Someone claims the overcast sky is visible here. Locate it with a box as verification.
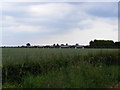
[2,2,118,46]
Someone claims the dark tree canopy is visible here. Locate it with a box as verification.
[26,43,31,47]
[89,40,115,48]
[66,43,68,46]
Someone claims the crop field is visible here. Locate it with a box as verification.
[2,48,120,88]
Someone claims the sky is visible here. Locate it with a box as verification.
[1,1,118,46]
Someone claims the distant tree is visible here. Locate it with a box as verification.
[61,44,64,46]
[115,42,120,48]
[56,44,59,46]
[75,43,79,46]
[90,40,94,47]
[115,42,120,46]
[66,43,68,46]
[53,44,56,47]
[89,39,115,48]
[26,43,31,47]
[56,43,60,48]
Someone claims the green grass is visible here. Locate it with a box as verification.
[2,48,120,88]
[22,65,119,88]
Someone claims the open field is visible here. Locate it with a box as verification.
[2,48,120,88]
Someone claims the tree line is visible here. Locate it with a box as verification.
[89,39,120,48]
[2,39,120,48]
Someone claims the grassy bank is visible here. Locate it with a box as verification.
[2,48,120,88]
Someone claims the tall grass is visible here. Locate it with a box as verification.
[2,48,120,88]
[22,65,119,88]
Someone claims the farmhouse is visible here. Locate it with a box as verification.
[60,46,70,48]
[75,45,84,49]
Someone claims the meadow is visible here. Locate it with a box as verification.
[2,48,120,88]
